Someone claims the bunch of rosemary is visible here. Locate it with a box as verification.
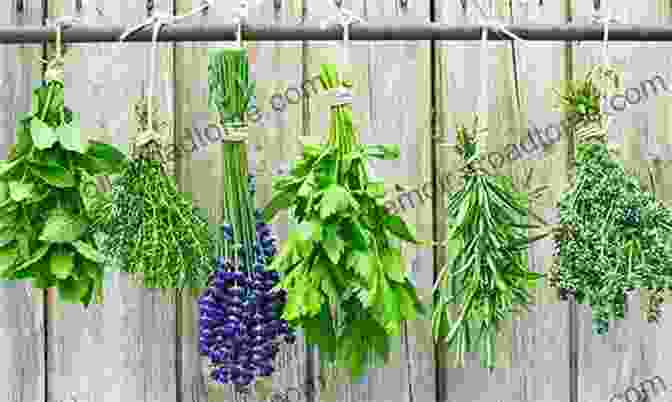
[263,64,426,378]
[90,97,216,290]
[0,75,126,305]
[550,69,672,333]
[432,117,545,370]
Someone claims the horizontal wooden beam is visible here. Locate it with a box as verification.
[0,23,670,43]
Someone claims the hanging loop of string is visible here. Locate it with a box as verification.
[43,16,81,83]
[120,2,211,160]
[233,0,249,48]
[320,6,364,107]
[579,8,623,146]
[470,0,527,160]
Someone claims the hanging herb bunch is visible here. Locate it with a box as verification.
[262,64,426,378]
[0,57,127,305]
[90,94,216,290]
[549,67,672,334]
[431,116,546,370]
[199,48,293,389]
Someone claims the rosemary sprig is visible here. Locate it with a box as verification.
[432,118,544,370]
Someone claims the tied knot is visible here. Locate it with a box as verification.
[328,87,353,107]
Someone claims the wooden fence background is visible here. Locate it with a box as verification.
[2,0,672,401]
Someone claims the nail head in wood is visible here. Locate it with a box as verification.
[273,0,281,10]
[399,0,408,9]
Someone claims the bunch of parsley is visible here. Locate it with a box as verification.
[263,64,426,378]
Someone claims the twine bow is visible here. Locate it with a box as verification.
[120,1,211,160]
[43,16,81,83]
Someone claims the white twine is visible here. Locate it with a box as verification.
[472,0,527,133]
[320,5,364,68]
[591,7,622,124]
[120,2,211,138]
[327,86,353,106]
[43,16,81,82]
[233,0,249,48]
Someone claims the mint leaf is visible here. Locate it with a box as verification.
[56,117,86,153]
[31,164,75,188]
[50,248,75,279]
[322,224,344,264]
[39,209,87,243]
[31,118,58,149]
[384,215,420,244]
[71,240,103,263]
[8,181,34,202]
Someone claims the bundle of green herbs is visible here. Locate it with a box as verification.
[262,64,426,378]
[208,48,254,127]
[550,69,672,334]
[0,71,127,305]
[431,116,545,370]
[90,97,216,290]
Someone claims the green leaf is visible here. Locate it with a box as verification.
[49,248,75,279]
[0,156,26,179]
[0,181,9,203]
[15,119,34,158]
[71,240,103,263]
[8,181,34,201]
[382,249,406,283]
[320,184,356,219]
[82,141,127,174]
[384,215,421,244]
[57,276,90,303]
[30,163,75,188]
[56,116,86,153]
[366,144,401,160]
[39,209,88,243]
[30,118,58,149]
[263,190,297,221]
[11,243,50,274]
[0,245,19,277]
[322,224,345,265]
[350,251,373,280]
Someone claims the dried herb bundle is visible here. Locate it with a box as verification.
[0,76,126,305]
[552,142,672,333]
[263,64,426,378]
[550,68,672,333]
[432,117,544,369]
[90,98,216,290]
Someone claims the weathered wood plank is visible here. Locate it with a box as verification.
[0,3,45,402]
[436,0,572,401]
[174,1,308,401]
[572,0,672,400]
[304,1,434,402]
[46,1,178,402]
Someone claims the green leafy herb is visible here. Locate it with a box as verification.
[208,48,255,127]
[0,76,127,306]
[552,142,672,333]
[432,117,545,370]
[264,63,426,378]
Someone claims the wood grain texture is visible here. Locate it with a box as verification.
[436,0,572,401]
[572,0,672,401]
[0,2,45,402]
[173,1,308,402]
[304,1,434,402]
[45,1,178,402]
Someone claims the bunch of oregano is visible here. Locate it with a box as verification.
[0,76,127,305]
[90,97,217,291]
[432,116,545,370]
[263,64,426,378]
[550,73,672,332]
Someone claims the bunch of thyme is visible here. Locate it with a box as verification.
[90,98,217,290]
[551,68,672,333]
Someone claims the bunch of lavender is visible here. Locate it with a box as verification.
[199,177,295,387]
